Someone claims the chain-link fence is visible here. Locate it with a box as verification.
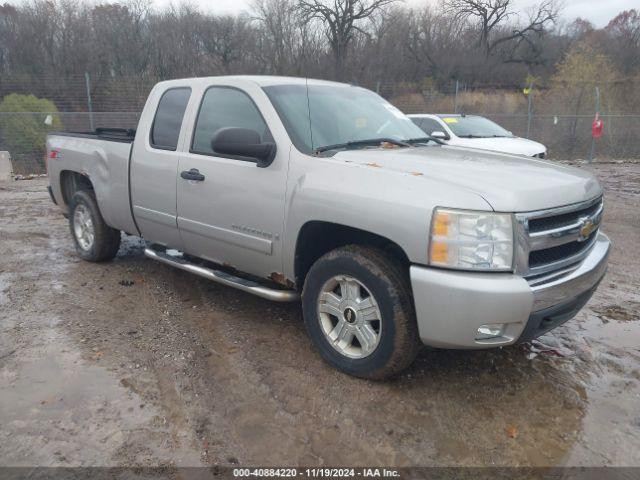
[0,111,140,175]
[1,74,638,175]
[0,73,147,175]
[483,114,640,159]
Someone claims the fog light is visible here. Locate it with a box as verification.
[476,324,505,340]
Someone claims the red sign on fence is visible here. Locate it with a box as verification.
[592,114,604,139]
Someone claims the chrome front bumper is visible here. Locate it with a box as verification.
[529,233,610,311]
[410,232,611,349]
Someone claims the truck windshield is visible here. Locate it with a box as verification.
[439,115,513,138]
[263,84,426,154]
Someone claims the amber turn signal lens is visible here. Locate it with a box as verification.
[432,211,449,236]
[430,241,448,263]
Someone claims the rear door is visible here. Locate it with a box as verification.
[130,85,192,248]
[176,84,289,279]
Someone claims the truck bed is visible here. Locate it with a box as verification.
[47,129,139,236]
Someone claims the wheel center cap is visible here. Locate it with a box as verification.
[343,307,357,324]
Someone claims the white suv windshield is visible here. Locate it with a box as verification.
[440,115,513,138]
[263,84,426,154]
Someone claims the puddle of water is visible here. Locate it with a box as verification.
[543,313,640,466]
[0,319,203,467]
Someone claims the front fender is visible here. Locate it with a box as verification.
[281,155,492,279]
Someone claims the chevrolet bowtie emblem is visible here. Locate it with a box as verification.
[578,217,597,241]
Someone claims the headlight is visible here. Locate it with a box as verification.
[428,208,513,271]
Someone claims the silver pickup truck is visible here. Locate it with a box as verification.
[46,76,610,379]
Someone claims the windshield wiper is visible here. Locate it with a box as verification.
[314,138,410,154]
[457,134,487,138]
[403,136,446,146]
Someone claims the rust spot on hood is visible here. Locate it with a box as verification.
[366,162,382,168]
[409,171,424,176]
[270,272,295,289]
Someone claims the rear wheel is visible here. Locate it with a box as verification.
[302,245,420,379]
[69,190,120,262]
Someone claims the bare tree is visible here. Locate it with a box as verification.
[91,0,152,77]
[0,4,19,73]
[605,9,640,74]
[197,14,255,74]
[251,0,312,75]
[297,0,397,79]
[406,6,468,82]
[443,0,559,57]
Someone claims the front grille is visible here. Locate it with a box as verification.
[529,231,598,268]
[528,200,602,233]
[515,196,603,278]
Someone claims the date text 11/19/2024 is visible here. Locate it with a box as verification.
[233,468,401,477]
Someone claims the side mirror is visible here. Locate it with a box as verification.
[211,127,276,168]
[431,131,449,140]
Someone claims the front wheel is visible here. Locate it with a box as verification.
[69,190,121,262]
[302,245,421,379]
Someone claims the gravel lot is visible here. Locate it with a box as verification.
[0,162,639,469]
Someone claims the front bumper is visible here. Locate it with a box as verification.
[410,232,610,349]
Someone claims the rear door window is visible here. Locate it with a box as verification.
[150,87,191,150]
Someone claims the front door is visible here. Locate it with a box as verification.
[176,86,288,280]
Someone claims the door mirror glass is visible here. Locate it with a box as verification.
[431,130,449,140]
[211,127,277,168]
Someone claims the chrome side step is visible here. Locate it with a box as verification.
[144,247,299,303]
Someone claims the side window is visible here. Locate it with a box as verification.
[410,117,424,129]
[191,87,272,156]
[417,118,445,136]
[150,87,191,150]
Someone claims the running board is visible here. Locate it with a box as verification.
[144,247,299,302]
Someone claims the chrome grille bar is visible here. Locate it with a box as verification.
[514,196,604,278]
[528,202,603,250]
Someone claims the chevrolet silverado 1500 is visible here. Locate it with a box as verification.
[46,76,610,379]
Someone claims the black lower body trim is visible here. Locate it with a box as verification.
[518,279,602,343]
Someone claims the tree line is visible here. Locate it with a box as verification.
[0,0,638,89]
[1,0,639,166]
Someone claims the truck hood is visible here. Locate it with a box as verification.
[447,136,546,157]
[335,145,601,212]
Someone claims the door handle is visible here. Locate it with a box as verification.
[180,168,205,181]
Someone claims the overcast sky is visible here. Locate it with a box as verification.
[153,0,635,28]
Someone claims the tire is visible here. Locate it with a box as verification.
[302,245,421,380]
[68,190,121,262]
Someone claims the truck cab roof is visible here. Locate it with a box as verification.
[155,75,350,89]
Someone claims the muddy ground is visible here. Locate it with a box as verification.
[0,162,639,470]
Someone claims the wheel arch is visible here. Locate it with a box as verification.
[293,221,411,291]
[60,170,94,207]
